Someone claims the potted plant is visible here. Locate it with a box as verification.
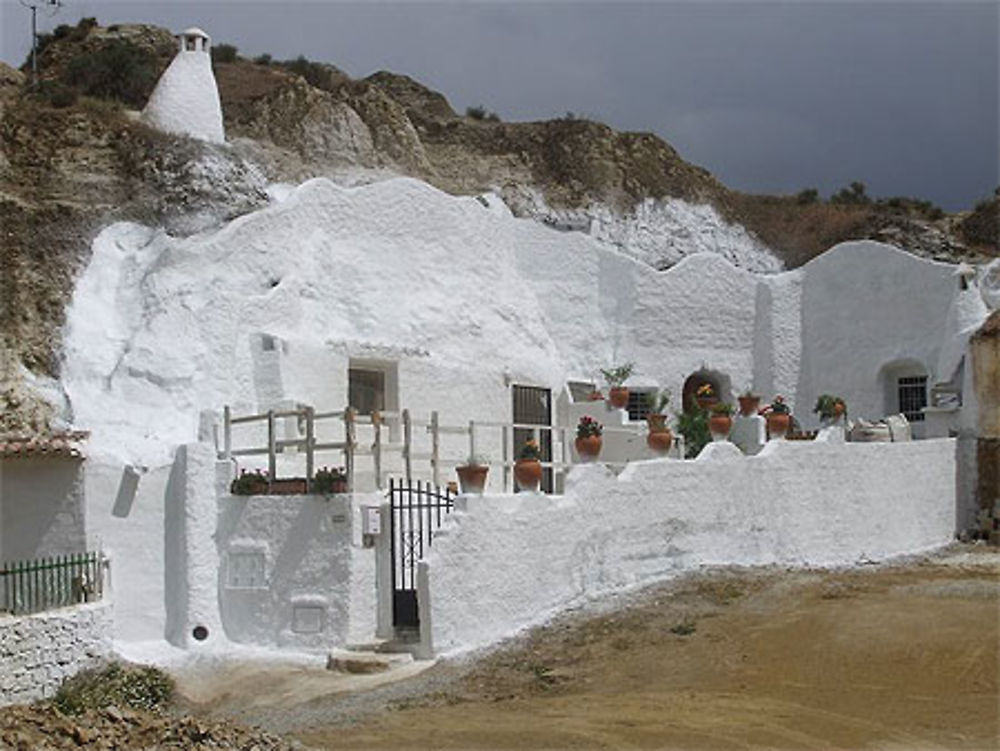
[313,466,348,494]
[737,386,761,417]
[514,439,543,491]
[762,396,791,438]
[600,362,634,410]
[708,402,734,439]
[575,416,603,462]
[814,394,847,422]
[676,408,710,458]
[643,391,673,454]
[695,382,717,410]
[231,469,268,496]
[456,455,489,494]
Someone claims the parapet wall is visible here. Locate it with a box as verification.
[421,438,957,656]
[0,601,113,707]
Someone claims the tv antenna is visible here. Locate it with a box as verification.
[20,0,63,86]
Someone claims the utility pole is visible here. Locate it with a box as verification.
[20,0,62,87]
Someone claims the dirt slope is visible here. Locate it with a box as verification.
[272,547,996,750]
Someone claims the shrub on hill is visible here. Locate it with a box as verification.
[960,194,999,250]
[62,38,159,108]
[211,43,239,64]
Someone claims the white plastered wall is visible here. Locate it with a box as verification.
[421,438,956,656]
[0,458,86,562]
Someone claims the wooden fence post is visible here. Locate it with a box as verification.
[403,408,413,483]
[267,409,277,482]
[345,407,356,493]
[373,410,383,490]
[502,424,510,493]
[223,405,232,460]
[430,410,440,487]
[305,405,315,484]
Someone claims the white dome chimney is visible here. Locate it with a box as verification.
[142,27,225,144]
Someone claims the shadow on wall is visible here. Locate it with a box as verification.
[0,458,86,561]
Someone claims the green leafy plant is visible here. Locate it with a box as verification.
[600,362,634,388]
[461,454,489,467]
[313,466,348,493]
[813,394,847,419]
[764,395,790,414]
[230,469,267,495]
[642,389,671,414]
[676,408,710,458]
[710,402,735,416]
[576,416,603,439]
[519,439,542,461]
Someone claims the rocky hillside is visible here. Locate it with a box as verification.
[0,18,996,433]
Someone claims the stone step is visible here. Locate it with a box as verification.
[326,649,413,674]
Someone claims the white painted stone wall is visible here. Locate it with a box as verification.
[420,438,956,656]
[0,601,112,707]
[215,490,377,651]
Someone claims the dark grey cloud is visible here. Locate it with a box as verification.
[1,0,996,210]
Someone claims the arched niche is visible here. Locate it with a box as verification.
[681,368,733,412]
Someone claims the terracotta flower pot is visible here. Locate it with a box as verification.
[574,435,602,462]
[738,395,761,417]
[708,414,732,439]
[608,386,629,409]
[833,401,846,418]
[514,459,543,491]
[456,464,489,494]
[647,428,673,454]
[766,412,791,438]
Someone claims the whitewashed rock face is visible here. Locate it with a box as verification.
[142,28,225,144]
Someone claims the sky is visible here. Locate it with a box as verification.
[1,0,997,211]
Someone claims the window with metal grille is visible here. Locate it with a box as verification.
[626,389,655,422]
[898,375,927,422]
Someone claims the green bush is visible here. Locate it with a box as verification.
[795,188,819,205]
[676,408,710,459]
[212,43,239,64]
[34,80,78,108]
[54,662,175,715]
[63,39,159,108]
[960,195,999,249]
[831,180,870,205]
[254,53,272,66]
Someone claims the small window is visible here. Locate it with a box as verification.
[291,605,325,634]
[567,381,597,402]
[898,376,927,422]
[349,368,386,415]
[626,389,655,422]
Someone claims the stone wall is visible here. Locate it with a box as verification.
[0,601,113,707]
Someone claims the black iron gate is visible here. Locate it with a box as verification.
[388,478,455,629]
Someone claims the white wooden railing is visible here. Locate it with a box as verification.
[220,404,653,493]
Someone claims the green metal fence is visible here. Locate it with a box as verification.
[0,552,105,616]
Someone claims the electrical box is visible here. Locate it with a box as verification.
[362,506,381,536]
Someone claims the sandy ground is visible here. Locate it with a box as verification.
[185,545,998,751]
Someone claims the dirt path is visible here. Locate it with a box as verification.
[187,545,999,750]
